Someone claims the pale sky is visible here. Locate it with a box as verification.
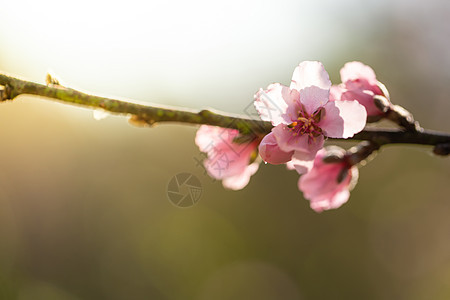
[0,0,446,114]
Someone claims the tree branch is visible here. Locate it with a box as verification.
[1,72,449,153]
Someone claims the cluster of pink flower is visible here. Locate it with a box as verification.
[196,61,386,212]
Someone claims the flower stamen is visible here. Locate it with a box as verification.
[288,110,322,139]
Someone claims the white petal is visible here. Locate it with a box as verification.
[319,100,367,138]
[290,61,331,91]
[254,84,292,125]
[93,109,109,120]
[222,162,259,190]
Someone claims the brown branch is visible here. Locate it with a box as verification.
[0,71,449,154]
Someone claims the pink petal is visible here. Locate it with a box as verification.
[341,90,383,117]
[196,125,256,179]
[340,61,378,86]
[309,189,350,213]
[290,151,316,174]
[299,86,329,115]
[258,132,294,165]
[254,83,294,125]
[222,162,259,190]
[204,137,258,180]
[329,84,344,101]
[298,161,344,199]
[196,125,243,151]
[297,147,357,212]
[285,160,296,170]
[290,61,331,92]
[272,124,324,154]
[204,151,250,180]
[318,100,367,138]
[283,91,302,123]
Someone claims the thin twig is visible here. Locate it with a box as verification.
[0,72,449,153]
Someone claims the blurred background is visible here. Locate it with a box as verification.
[0,0,449,299]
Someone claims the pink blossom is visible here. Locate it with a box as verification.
[331,61,385,117]
[195,125,260,190]
[222,162,259,190]
[297,147,359,212]
[254,61,367,163]
[258,132,294,165]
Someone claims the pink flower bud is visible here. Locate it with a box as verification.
[258,132,294,164]
[297,147,359,212]
[332,61,388,117]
